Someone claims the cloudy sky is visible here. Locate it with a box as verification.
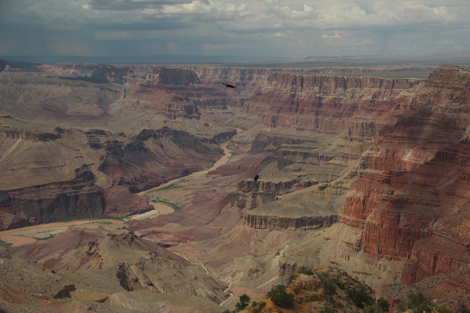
[0,0,469,60]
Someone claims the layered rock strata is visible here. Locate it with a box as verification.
[244,73,422,132]
[122,66,247,120]
[244,214,337,231]
[181,66,270,94]
[0,180,105,231]
[339,66,470,286]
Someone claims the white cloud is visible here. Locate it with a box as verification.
[322,31,341,39]
[268,32,287,38]
[436,39,454,44]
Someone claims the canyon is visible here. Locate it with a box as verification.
[0,60,469,312]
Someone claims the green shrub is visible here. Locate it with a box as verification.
[324,279,337,296]
[457,304,470,313]
[289,274,298,283]
[407,292,433,313]
[253,302,267,313]
[364,304,379,313]
[0,239,12,248]
[347,285,374,309]
[298,267,315,276]
[321,307,335,313]
[438,304,454,312]
[318,276,337,296]
[396,301,407,313]
[364,299,390,313]
[377,298,390,312]
[396,292,454,313]
[235,294,250,312]
[268,285,295,309]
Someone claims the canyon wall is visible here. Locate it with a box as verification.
[32,63,151,81]
[0,180,105,231]
[244,73,422,132]
[121,67,247,120]
[244,213,337,231]
[181,66,270,94]
[0,69,122,122]
[340,66,470,285]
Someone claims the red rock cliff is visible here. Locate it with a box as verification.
[244,73,422,132]
[340,66,470,284]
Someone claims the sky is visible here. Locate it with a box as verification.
[0,0,469,60]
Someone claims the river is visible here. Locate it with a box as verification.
[132,141,233,220]
[0,142,233,246]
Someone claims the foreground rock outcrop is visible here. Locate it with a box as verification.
[4,232,227,312]
[0,246,76,312]
[242,268,375,313]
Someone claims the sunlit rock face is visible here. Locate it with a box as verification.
[244,72,421,132]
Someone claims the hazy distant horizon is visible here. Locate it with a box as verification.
[2,51,470,69]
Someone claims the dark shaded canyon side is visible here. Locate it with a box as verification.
[244,214,337,231]
[0,180,105,230]
[339,66,470,285]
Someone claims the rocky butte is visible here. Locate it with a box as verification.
[0,61,469,312]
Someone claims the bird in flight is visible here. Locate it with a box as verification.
[254,174,260,181]
[223,83,235,89]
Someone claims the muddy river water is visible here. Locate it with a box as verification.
[133,141,232,219]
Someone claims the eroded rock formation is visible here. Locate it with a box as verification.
[339,66,470,288]
[244,214,337,231]
[245,73,421,132]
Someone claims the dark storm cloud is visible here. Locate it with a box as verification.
[85,0,191,11]
[97,19,191,31]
